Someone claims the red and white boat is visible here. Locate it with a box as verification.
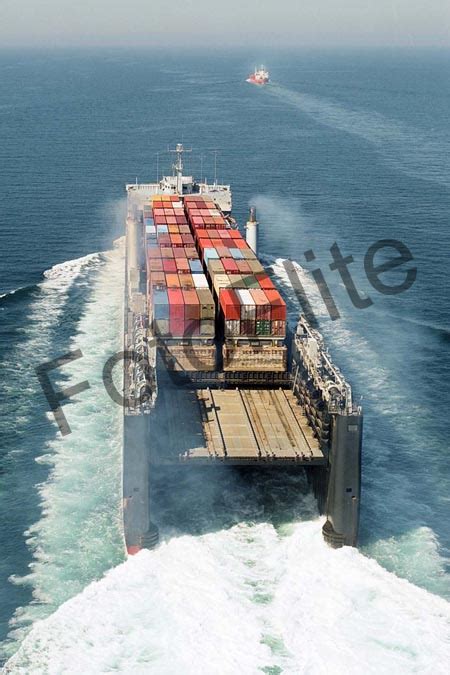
[246,66,269,86]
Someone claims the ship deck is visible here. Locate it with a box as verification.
[149,371,325,465]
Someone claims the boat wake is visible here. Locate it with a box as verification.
[5,521,450,674]
[0,249,124,661]
[266,83,450,189]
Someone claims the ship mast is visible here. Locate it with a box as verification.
[170,143,191,195]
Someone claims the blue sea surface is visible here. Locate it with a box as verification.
[1,48,449,668]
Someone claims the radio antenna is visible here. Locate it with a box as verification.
[213,149,218,185]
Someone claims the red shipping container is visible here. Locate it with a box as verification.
[153,215,167,225]
[176,216,188,224]
[196,229,210,239]
[169,318,185,336]
[163,208,174,215]
[255,273,275,290]
[250,289,271,320]
[184,318,200,337]
[174,248,187,259]
[209,230,221,240]
[168,289,185,320]
[170,234,183,247]
[158,233,171,245]
[147,248,161,259]
[176,258,190,271]
[166,216,178,224]
[220,289,241,320]
[264,290,287,320]
[163,259,177,273]
[189,209,201,216]
[229,230,242,240]
[217,229,229,239]
[191,216,204,226]
[181,234,194,245]
[153,208,165,216]
[235,239,249,249]
[152,201,163,209]
[223,258,238,273]
[182,289,200,319]
[220,238,234,249]
[204,217,215,225]
[240,320,255,336]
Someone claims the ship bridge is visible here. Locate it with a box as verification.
[126,143,232,213]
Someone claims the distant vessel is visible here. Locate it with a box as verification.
[246,66,269,85]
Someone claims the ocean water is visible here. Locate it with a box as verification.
[1,49,450,671]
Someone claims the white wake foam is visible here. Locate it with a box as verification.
[5,521,450,674]
[42,252,104,282]
[3,248,124,657]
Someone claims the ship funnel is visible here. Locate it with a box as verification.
[245,206,258,254]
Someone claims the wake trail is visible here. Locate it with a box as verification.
[1,248,124,660]
[266,82,450,188]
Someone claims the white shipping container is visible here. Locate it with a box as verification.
[236,289,256,320]
[193,273,209,289]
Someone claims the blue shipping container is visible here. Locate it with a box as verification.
[204,248,219,264]
[189,259,203,273]
[153,289,169,320]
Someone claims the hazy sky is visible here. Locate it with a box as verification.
[0,0,449,48]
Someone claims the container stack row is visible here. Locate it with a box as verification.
[143,195,216,342]
[184,197,287,339]
[183,196,287,372]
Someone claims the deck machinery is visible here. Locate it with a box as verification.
[123,145,362,554]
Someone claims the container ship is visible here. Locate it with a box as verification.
[123,144,362,554]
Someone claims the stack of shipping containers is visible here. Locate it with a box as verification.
[143,195,216,371]
[183,196,287,372]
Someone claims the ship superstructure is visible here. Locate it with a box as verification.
[246,66,270,85]
[123,144,362,555]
